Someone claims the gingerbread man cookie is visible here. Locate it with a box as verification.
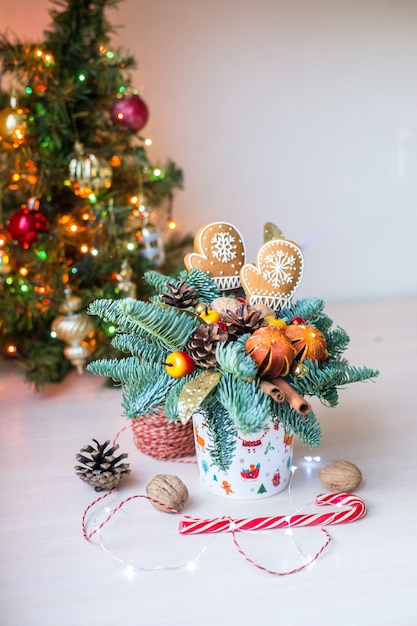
[240,238,303,310]
[184,222,246,290]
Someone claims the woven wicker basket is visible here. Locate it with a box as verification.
[131,411,195,460]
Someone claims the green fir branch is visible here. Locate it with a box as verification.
[215,335,258,382]
[121,367,176,418]
[143,270,177,296]
[289,361,379,407]
[203,402,237,471]
[280,298,326,324]
[325,327,350,359]
[86,355,141,384]
[111,333,167,362]
[217,374,272,434]
[88,298,200,351]
[273,404,322,448]
[178,268,222,302]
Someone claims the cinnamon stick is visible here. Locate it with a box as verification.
[260,380,285,403]
[261,377,311,416]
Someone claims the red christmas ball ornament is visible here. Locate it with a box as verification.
[111,93,149,132]
[8,199,49,247]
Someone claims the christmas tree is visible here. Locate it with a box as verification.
[0,0,186,389]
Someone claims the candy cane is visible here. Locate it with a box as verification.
[178,492,366,535]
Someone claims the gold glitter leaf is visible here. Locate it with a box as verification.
[177,370,221,424]
[263,222,285,243]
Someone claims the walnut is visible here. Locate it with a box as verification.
[319,460,362,493]
[248,303,275,319]
[209,297,241,314]
[146,473,189,512]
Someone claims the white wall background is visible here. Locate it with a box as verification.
[1,0,416,302]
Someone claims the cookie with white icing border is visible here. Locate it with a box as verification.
[184,222,246,290]
[240,238,303,310]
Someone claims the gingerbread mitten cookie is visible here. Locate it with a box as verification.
[240,238,303,310]
[184,222,246,290]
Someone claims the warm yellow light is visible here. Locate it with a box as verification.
[130,195,139,205]
[144,138,152,146]
[60,215,71,224]
[6,344,17,354]
[70,224,78,232]
[14,129,24,142]
[19,267,29,277]
[11,173,20,182]
[110,155,121,167]
[168,220,177,230]
[80,244,89,253]
[35,49,43,58]
[0,237,6,247]
[82,212,90,221]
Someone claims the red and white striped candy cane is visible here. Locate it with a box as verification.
[178,492,366,535]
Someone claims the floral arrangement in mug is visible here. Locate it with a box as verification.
[86,222,379,470]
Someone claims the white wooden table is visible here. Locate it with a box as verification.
[1,297,416,626]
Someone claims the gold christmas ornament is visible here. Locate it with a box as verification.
[146,474,189,512]
[319,460,362,493]
[0,247,11,283]
[51,287,95,373]
[0,97,27,146]
[68,141,112,197]
[137,221,165,267]
[115,260,136,298]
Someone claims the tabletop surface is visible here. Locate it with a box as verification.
[1,296,416,626]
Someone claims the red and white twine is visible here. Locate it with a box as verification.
[81,490,366,576]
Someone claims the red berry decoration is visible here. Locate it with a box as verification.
[290,316,305,325]
[216,321,228,332]
[8,200,49,248]
[111,94,149,132]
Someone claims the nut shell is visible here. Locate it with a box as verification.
[319,460,362,493]
[210,297,241,315]
[146,473,189,512]
[248,303,275,319]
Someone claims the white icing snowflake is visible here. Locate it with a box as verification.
[211,232,237,263]
[263,250,296,287]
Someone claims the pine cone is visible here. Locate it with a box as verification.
[185,323,228,367]
[75,439,131,491]
[222,302,266,341]
[160,280,198,309]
